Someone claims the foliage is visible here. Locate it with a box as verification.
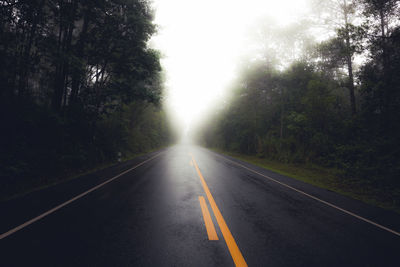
[0,0,173,198]
[196,1,400,190]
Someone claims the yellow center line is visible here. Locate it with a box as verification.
[192,156,248,267]
[199,196,219,240]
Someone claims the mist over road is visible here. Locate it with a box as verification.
[1,145,399,266]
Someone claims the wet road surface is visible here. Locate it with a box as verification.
[1,144,400,266]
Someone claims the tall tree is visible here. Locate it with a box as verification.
[313,0,364,115]
[360,0,400,111]
[0,0,170,197]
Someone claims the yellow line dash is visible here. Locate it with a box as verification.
[192,157,248,267]
[199,196,219,240]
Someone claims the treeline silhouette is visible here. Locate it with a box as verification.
[0,0,171,198]
[198,1,400,194]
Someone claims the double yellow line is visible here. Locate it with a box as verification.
[191,155,248,267]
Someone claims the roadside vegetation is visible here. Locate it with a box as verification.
[196,0,400,211]
[0,0,173,200]
[213,148,400,213]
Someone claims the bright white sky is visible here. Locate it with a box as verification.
[150,0,310,132]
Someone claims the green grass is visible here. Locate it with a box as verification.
[211,148,400,214]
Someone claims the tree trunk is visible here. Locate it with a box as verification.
[52,1,65,111]
[52,0,77,111]
[343,0,356,115]
[379,8,390,110]
[345,39,356,115]
[70,5,90,105]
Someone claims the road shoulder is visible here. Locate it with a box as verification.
[0,148,166,235]
[203,147,400,235]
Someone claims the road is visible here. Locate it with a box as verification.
[1,145,400,266]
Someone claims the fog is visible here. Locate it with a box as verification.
[1,0,398,227]
[151,0,314,139]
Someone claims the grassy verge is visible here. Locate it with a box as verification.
[212,148,400,214]
[0,146,167,202]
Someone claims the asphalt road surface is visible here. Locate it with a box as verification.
[1,145,400,266]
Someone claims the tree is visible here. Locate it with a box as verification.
[360,0,400,110]
[313,0,365,115]
[0,0,171,198]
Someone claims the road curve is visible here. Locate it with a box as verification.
[1,144,400,266]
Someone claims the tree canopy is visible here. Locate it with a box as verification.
[0,0,173,198]
[196,0,400,189]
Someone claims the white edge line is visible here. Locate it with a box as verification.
[0,152,162,240]
[216,153,400,237]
